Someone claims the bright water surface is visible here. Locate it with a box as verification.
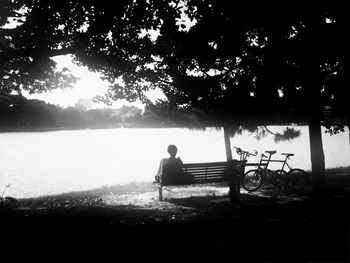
[0,126,349,198]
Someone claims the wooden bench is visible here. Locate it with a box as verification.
[153,160,246,201]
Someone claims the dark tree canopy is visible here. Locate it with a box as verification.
[1,1,347,125]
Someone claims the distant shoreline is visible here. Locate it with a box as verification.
[0,124,179,132]
[0,123,309,133]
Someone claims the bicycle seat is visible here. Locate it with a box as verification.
[281,153,294,157]
[265,150,277,155]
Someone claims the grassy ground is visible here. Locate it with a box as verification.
[0,167,349,262]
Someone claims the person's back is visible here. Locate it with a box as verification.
[162,156,183,185]
[156,144,191,185]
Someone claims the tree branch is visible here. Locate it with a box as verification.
[262,125,279,136]
[0,46,77,61]
[154,76,173,86]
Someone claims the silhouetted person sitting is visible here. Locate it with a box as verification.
[156,144,192,185]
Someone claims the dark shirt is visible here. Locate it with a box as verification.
[157,157,184,185]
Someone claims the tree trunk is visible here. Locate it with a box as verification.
[308,119,326,200]
[224,126,233,162]
[304,28,327,201]
[224,126,239,202]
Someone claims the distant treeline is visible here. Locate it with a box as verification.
[0,94,322,132]
[0,95,171,131]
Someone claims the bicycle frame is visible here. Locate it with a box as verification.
[257,153,274,171]
[269,155,293,172]
[235,147,275,172]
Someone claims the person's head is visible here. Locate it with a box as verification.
[167,144,178,158]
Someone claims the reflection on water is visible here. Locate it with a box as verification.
[0,126,349,198]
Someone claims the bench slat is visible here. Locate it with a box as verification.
[192,171,228,176]
[191,171,226,174]
[189,170,227,174]
[185,166,227,170]
[184,166,226,170]
[183,169,227,174]
[183,161,227,167]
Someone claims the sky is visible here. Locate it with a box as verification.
[24,55,148,110]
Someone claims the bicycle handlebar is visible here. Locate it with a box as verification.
[234,146,256,157]
[234,146,242,153]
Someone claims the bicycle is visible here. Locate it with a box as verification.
[270,153,310,191]
[239,150,278,192]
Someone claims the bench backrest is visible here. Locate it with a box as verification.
[182,160,246,184]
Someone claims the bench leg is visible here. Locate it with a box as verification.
[229,178,239,203]
[159,187,163,201]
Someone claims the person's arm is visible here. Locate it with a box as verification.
[156,159,165,183]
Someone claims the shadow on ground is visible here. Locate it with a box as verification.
[0,176,349,262]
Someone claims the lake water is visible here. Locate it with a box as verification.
[1,126,349,198]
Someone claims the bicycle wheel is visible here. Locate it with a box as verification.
[241,169,263,192]
[287,169,309,191]
[264,169,276,185]
[271,169,288,189]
